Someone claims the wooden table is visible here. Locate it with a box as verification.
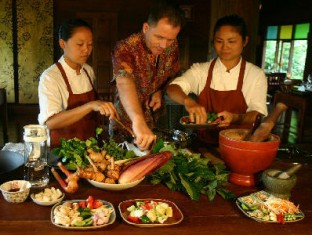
[0,150,311,235]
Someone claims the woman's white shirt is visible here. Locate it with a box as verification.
[170,58,268,116]
[38,56,95,124]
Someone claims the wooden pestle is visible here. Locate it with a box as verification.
[243,113,263,141]
[248,102,288,142]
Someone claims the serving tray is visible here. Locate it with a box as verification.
[236,191,304,223]
[51,199,116,230]
[119,198,183,227]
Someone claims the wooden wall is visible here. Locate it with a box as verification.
[53,0,259,66]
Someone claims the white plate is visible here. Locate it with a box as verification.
[51,199,116,230]
[87,177,144,191]
[31,192,65,206]
[119,198,184,227]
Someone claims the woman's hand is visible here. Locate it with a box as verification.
[184,97,207,124]
[217,111,233,127]
[91,100,120,120]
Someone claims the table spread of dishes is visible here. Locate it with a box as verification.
[0,123,305,230]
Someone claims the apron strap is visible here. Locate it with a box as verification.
[236,59,246,91]
[56,62,73,95]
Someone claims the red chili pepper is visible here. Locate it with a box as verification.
[277,213,285,224]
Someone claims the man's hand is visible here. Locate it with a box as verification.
[149,91,162,111]
[132,120,156,150]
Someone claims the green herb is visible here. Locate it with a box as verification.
[146,145,234,201]
[102,138,135,160]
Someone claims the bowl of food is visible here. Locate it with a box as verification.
[87,177,145,191]
[219,129,280,187]
[0,180,31,203]
[31,187,64,206]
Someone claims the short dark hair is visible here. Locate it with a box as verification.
[58,18,92,41]
[213,14,248,40]
[147,4,185,28]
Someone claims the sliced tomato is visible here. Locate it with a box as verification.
[87,195,94,203]
[93,200,103,209]
[141,203,153,211]
[86,196,95,209]
[127,215,140,223]
[78,201,86,208]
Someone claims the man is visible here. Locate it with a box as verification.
[112,4,185,150]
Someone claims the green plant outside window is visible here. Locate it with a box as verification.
[263,23,310,80]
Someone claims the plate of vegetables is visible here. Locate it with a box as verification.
[180,112,221,129]
[51,196,116,230]
[118,199,183,227]
[236,191,304,224]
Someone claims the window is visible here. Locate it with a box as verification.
[262,23,310,80]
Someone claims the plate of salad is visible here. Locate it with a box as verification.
[118,199,183,227]
[180,112,221,129]
[236,191,304,224]
[51,196,116,230]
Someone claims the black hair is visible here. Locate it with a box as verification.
[213,14,248,40]
[58,18,92,41]
[147,4,185,28]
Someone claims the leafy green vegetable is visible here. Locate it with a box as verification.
[102,138,135,160]
[146,145,234,201]
[52,136,136,170]
[152,139,164,154]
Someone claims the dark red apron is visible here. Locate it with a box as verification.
[197,58,251,144]
[50,62,98,148]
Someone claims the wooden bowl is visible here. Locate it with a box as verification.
[219,129,280,186]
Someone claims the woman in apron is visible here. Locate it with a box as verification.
[38,19,119,148]
[166,14,268,144]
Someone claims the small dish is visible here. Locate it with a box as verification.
[0,180,31,203]
[51,199,116,230]
[179,116,219,129]
[119,198,183,227]
[31,191,65,206]
[87,177,144,191]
